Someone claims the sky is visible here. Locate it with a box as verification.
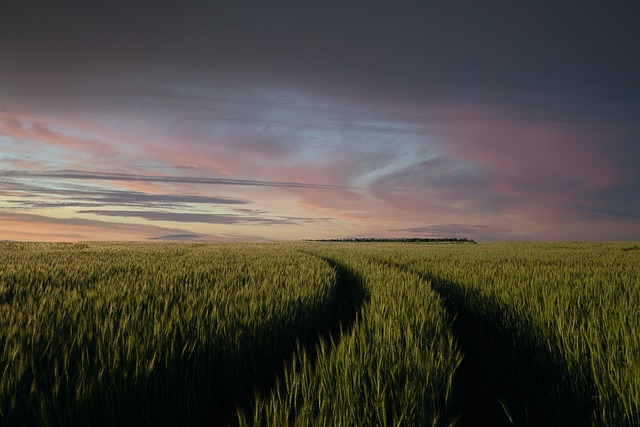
[1,1,639,242]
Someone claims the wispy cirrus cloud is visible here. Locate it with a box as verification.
[0,169,341,190]
[0,174,250,218]
[0,166,335,239]
[2,68,639,242]
[77,209,325,226]
[3,187,248,210]
[0,114,119,166]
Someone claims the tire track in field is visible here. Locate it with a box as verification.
[320,258,369,340]
[232,256,368,426]
[418,272,595,426]
[368,259,506,425]
[425,275,515,427]
[373,259,594,426]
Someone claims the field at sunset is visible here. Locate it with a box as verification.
[2,2,639,424]
[1,241,638,426]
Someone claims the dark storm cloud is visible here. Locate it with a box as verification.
[2,1,639,102]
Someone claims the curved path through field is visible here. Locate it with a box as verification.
[232,257,368,426]
[423,273,594,426]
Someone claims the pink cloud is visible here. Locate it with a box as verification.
[2,83,637,242]
[1,114,119,162]
[431,119,623,195]
[330,97,639,240]
[0,210,175,241]
[0,210,267,242]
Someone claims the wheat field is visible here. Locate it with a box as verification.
[1,241,638,426]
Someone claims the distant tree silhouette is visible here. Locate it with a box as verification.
[303,237,477,244]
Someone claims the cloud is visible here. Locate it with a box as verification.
[0,210,198,241]
[392,224,490,234]
[0,174,252,226]
[4,188,248,210]
[77,209,325,226]
[148,234,204,241]
[389,224,493,241]
[563,204,638,220]
[2,51,639,242]
[0,114,118,163]
[0,170,340,190]
[372,156,486,192]
[147,233,271,242]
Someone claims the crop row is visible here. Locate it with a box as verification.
[0,243,338,426]
[354,241,640,426]
[242,246,462,426]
